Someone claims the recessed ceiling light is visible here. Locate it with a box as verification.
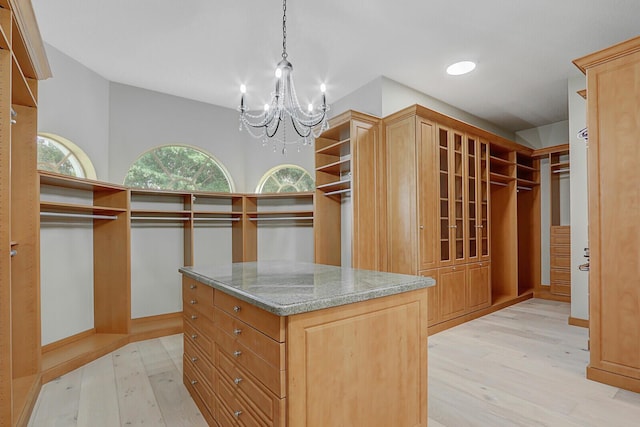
[446,61,476,76]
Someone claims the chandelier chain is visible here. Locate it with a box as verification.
[282,0,287,59]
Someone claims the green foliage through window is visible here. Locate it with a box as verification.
[37,135,87,178]
[124,145,233,192]
[256,165,314,193]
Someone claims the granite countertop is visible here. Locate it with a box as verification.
[179,261,435,316]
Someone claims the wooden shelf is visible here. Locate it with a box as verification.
[0,7,9,50]
[516,163,537,172]
[489,172,514,183]
[39,171,126,192]
[517,177,539,186]
[315,138,350,156]
[247,210,314,218]
[130,209,191,215]
[551,161,570,170]
[193,211,242,216]
[11,54,37,107]
[316,157,351,174]
[246,192,314,200]
[317,178,351,193]
[489,155,514,166]
[40,201,126,216]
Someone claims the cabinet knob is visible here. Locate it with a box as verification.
[190,284,196,289]
[191,379,198,385]
[190,300,197,305]
[191,334,197,340]
[233,350,242,358]
[191,357,198,362]
[233,328,242,336]
[234,410,243,418]
[191,315,198,320]
[234,377,243,385]
[233,305,241,313]
[420,225,424,230]
[10,249,17,257]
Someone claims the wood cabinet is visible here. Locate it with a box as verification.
[184,276,428,427]
[0,2,50,425]
[550,225,571,296]
[574,35,640,393]
[383,106,502,332]
[314,111,383,270]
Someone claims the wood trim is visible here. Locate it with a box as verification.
[11,373,41,427]
[533,286,571,303]
[8,0,52,79]
[531,143,570,158]
[568,317,589,328]
[130,312,183,342]
[41,328,96,354]
[428,292,533,335]
[587,366,640,393]
[573,36,640,73]
[577,89,587,99]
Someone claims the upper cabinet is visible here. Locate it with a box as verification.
[574,35,640,393]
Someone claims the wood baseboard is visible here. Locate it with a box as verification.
[534,287,571,303]
[428,292,534,335]
[587,365,640,393]
[42,328,96,354]
[12,374,42,427]
[568,316,589,328]
[130,312,183,342]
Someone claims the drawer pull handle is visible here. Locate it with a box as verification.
[234,410,242,418]
[190,300,197,304]
[233,305,241,313]
[191,357,198,362]
[233,328,242,335]
[190,284,196,289]
[233,350,242,358]
[191,315,198,320]
[234,377,243,385]
[191,379,198,385]
[191,334,198,340]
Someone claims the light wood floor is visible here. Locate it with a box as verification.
[29,299,640,426]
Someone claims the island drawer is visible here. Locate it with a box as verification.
[184,304,214,336]
[184,320,213,358]
[215,330,286,398]
[215,371,265,427]
[217,349,285,427]
[183,277,214,303]
[215,291,285,342]
[214,307,284,368]
[184,337,213,380]
[184,356,214,419]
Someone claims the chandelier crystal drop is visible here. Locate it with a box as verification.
[238,0,329,151]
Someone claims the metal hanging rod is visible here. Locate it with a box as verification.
[249,216,314,221]
[552,168,570,174]
[517,186,533,191]
[193,217,240,222]
[40,212,118,220]
[489,181,508,187]
[10,108,17,124]
[131,216,190,221]
[324,188,351,196]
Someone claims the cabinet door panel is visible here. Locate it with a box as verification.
[418,119,438,270]
[439,266,466,321]
[420,269,439,326]
[467,263,491,311]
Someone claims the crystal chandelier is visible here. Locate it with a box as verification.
[238,0,329,151]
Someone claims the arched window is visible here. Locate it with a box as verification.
[256,164,314,193]
[37,133,97,179]
[124,145,234,192]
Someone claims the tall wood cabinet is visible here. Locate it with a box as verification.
[381,105,538,331]
[574,35,640,393]
[0,2,50,425]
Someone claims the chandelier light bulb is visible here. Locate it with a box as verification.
[240,84,246,94]
[275,67,282,78]
[320,83,326,93]
[264,103,270,111]
[308,103,313,112]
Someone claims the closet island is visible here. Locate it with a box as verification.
[179,261,434,427]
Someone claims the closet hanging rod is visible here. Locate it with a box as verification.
[489,181,508,187]
[249,216,314,221]
[517,186,533,191]
[193,217,240,222]
[324,188,351,196]
[552,168,570,174]
[131,216,190,221]
[40,212,118,220]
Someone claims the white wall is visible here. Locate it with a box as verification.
[515,121,569,149]
[329,77,384,119]
[568,75,589,320]
[38,44,110,179]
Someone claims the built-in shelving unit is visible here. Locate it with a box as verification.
[1,3,51,423]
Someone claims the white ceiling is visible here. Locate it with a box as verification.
[32,0,640,133]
